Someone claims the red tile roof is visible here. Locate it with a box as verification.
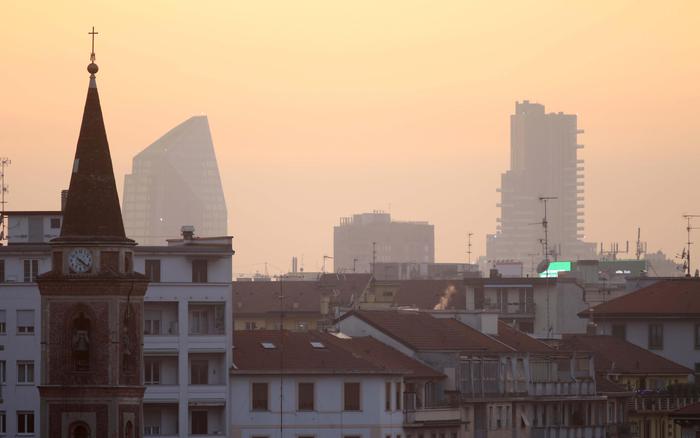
[671,402,700,417]
[231,330,442,378]
[392,280,466,310]
[233,274,371,315]
[495,321,554,353]
[560,335,691,375]
[337,310,512,352]
[579,279,700,317]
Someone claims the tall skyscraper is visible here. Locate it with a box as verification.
[486,101,595,271]
[334,211,434,273]
[122,116,227,244]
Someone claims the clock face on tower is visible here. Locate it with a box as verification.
[68,248,93,273]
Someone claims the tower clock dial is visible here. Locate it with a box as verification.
[68,248,93,273]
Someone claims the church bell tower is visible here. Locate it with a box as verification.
[37,28,149,438]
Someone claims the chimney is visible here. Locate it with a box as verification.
[181,225,195,240]
[61,189,69,211]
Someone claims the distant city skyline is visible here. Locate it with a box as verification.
[1,1,699,275]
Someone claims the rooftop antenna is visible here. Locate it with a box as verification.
[635,227,647,260]
[322,255,333,273]
[682,214,700,277]
[467,232,474,264]
[538,196,557,265]
[372,241,377,275]
[0,157,10,243]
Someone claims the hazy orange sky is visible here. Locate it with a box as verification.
[1,1,699,275]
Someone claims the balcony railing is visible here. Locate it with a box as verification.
[627,395,700,413]
[532,425,605,438]
[529,380,596,397]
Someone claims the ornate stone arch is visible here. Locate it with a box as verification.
[69,421,91,438]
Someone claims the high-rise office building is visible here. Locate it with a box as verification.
[486,101,595,272]
[334,211,434,273]
[123,116,227,244]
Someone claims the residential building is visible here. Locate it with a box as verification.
[230,330,443,438]
[0,219,233,437]
[122,115,228,245]
[334,211,434,273]
[337,310,621,438]
[578,279,700,372]
[560,334,695,438]
[372,262,479,281]
[463,276,588,336]
[670,402,700,438]
[486,101,596,270]
[233,274,371,331]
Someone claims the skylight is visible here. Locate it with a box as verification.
[310,341,326,349]
[261,342,276,349]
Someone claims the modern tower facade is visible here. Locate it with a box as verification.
[486,101,595,271]
[334,211,434,273]
[122,116,227,245]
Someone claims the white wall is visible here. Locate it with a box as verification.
[230,375,405,438]
[597,319,700,371]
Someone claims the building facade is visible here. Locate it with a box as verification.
[122,115,228,246]
[486,101,596,271]
[334,212,434,274]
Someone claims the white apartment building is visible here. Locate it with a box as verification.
[0,212,233,438]
[230,330,441,438]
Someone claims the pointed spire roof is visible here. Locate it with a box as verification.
[56,45,132,244]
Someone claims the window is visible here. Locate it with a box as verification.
[192,259,208,283]
[17,411,34,434]
[17,361,34,384]
[189,304,224,335]
[145,358,160,384]
[144,310,162,335]
[50,217,61,229]
[0,411,5,434]
[145,259,161,282]
[648,323,664,350]
[245,321,257,330]
[385,381,392,410]
[395,381,402,411]
[0,360,5,384]
[0,310,5,334]
[23,259,39,282]
[612,324,626,340]
[298,382,315,411]
[17,310,34,334]
[191,410,207,435]
[252,382,269,410]
[0,260,4,282]
[191,360,208,384]
[695,324,700,350]
[344,382,361,411]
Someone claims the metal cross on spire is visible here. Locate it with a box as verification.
[89,26,98,61]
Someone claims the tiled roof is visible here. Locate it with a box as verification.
[671,402,700,417]
[337,310,512,352]
[495,321,554,353]
[560,335,691,375]
[579,279,700,317]
[392,280,466,310]
[231,330,442,378]
[233,274,371,315]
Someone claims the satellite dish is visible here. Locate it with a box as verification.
[536,259,550,274]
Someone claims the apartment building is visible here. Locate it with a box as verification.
[230,330,443,438]
[0,211,233,438]
[578,279,700,372]
[336,310,625,438]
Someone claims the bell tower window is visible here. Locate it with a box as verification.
[72,312,91,371]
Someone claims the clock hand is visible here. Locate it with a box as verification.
[77,258,89,268]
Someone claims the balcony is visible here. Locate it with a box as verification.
[532,425,605,438]
[627,395,700,413]
[144,404,178,437]
[404,393,461,426]
[529,380,596,397]
[189,405,226,436]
